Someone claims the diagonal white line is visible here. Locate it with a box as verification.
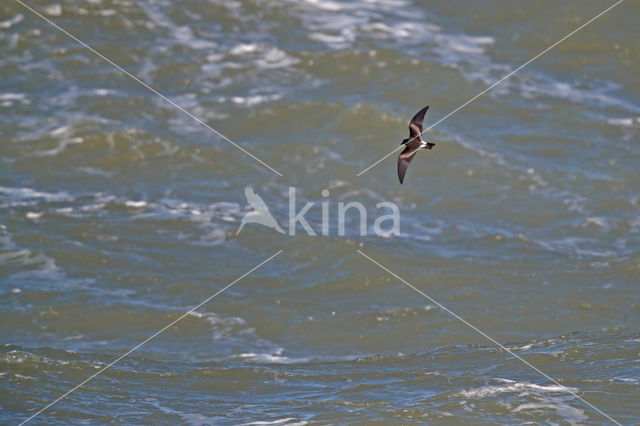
[19,250,283,425]
[357,0,625,177]
[357,249,621,425]
[14,0,283,177]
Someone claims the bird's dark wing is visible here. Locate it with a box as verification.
[408,105,429,139]
[397,144,421,184]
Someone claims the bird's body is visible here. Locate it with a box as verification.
[397,105,434,184]
[236,186,285,235]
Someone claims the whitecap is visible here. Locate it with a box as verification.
[125,200,147,208]
[230,43,259,55]
[0,93,27,101]
[77,167,114,178]
[0,14,24,29]
[300,0,343,11]
[235,351,309,364]
[582,217,609,231]
[0,186,72,203]
[0,92,30,107]
[51,125,71,136]
[608,117,639,127]
[92,89,113,96]
[231,94,282,107]
[512,401,588,424]
[32,137,84,157]
[308,31,354,48]
[459,379,576,399]
[445,34,494,54]
[242,419,308,426]
[43,4,62,16]
[256,47,299,69]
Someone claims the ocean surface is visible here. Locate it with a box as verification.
[1,0,639,424]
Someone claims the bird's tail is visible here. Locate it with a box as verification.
[236,220,246,236]
[272,222,285,234]
[425,142,435,150]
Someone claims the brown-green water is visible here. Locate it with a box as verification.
[1,0,639,424]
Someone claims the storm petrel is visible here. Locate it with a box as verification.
[397,105,435,184]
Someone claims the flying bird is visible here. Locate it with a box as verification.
[397,105,435,184]
[236,186,285,235]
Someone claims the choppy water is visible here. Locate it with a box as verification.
[1,0,639,424]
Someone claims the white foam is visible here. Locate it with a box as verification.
[459,380,576,398]
[125,200,147,208]
[43,4,62,16]
[0,186,71,203]
[608,117,639,127]
[97,9,116,17]
[300,0,343,11]
[446,34,494,54]
[51,125,71,136]
[236,351,308,364]
[229,44,298,69]
[0,93,27,101]
[230,43,259,55]
[77,167,114,178]
[512,401,588,423]
[231,94,282,107]
[0,14,24,29]
[582,217,609,231]
[93,89,112,96]
[308,31,354,48]
[242,419,308,426]
[256,47,299,69]
[33,137,83,157]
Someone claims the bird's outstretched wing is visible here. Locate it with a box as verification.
[397,144,421,184]
[408,105,429,139]
[244,186,269,212]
